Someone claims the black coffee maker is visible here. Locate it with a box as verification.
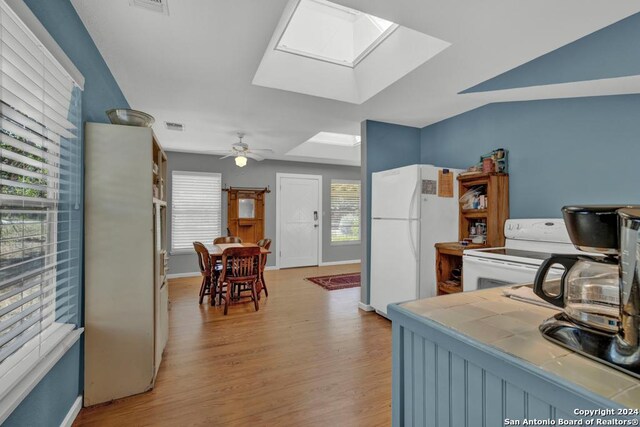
[533,205,640,378]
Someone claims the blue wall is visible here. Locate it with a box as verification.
[362,11,640,306]
[23,0,129,123]
[463,12,640,93]
[5,1,129,426]
[361,120,420,303]
[420,95,640,218]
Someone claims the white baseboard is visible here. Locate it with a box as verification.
[319,259,361,267]
[167,262,357,277]
[166,272,200,279]
[358,302,374,312]
[60,395,82,427]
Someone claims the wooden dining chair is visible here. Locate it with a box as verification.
[193,242,213,304]
[213,236,243,244]
[217,246,261,315]
[256,238,272,297]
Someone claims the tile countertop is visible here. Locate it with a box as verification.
[400,287,640,408]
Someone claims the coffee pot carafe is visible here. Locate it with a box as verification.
[533,255,619,332]
[532,205,640,378]
[617,208,640,353]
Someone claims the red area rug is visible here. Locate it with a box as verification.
[306,273,361,291]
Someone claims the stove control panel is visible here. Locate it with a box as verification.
[504,219,572,243]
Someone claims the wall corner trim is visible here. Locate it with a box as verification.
[358,302,374,312]
[60,395,82,427]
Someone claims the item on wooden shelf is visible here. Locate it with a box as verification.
[458,172,509,248]
[482,157,495,173]
[439,280,462,294]
[471,235,485,244]
[460,187,489,210]
[306,273,361,291]
[106,108,155,127]
[479,148,508,174]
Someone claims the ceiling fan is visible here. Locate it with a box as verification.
[207,133,274,167]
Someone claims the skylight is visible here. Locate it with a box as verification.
[307,132,361,147]
[276,0,398,68]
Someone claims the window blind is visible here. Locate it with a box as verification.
[0,0,82,383]
[171,171,222,251]
[330,179,361,243]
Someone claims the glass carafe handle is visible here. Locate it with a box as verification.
[533,254,580,308]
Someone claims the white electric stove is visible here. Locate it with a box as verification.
[463,219,582,291]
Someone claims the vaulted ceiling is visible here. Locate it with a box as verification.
[71,0,640,166]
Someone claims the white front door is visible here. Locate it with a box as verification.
[277,174,321,268]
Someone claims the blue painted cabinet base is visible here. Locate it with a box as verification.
[389,305,634,427]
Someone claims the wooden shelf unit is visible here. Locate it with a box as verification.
[434,173,509,295]
[458,172,509,247]
[435,242,484,295]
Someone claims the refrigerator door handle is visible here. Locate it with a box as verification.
[408,180,420,219]
[407,181,420,261]
[408,219,418,261]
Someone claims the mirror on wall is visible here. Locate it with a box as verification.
[238,198,256,219]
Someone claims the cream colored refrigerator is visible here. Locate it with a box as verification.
[84,122,169,406]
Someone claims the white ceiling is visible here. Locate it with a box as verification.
[71,0,640,167]
[253,0,450,105]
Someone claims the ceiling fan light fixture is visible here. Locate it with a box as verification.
[235,155,248,167]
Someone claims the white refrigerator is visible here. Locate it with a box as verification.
[370,164,462,316]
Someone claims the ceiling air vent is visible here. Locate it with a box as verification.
[129,0,169,15]
[165,122,184,131]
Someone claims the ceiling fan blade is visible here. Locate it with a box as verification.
[250,148,274,153]
[245,152,264,161]
[218,153,235,160]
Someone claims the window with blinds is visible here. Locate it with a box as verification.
[171,171,222,252]
[0,0,82,386]
[330,179,361,243]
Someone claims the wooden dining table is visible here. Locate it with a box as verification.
[204,243,271,295]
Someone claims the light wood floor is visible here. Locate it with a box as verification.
[74,264,392,426]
